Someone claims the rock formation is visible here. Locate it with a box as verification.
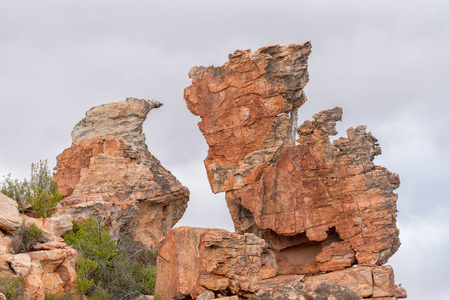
[155,227,266,299]
[0,193,77,300]
[155,227,404,299]
[185,43,310,194]
[180,42,406,298]
[54,98,189,248]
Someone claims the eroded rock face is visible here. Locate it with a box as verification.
[0,193,22,233]
[184,43,311,193]
[304,265,407,299]
[155,227,265,299]
[185,44,401,276]
[0,193,77,300]
[54,98,189,248]
[252,275,362,300]
[227,108,400,273]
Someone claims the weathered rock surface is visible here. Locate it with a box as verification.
[0,196,77,300]
[185,44,401,275]
[304,265,406,299]
[155,227,265,299]
[252,275,362,300]
[54,98,189,247]
[0,248,77,300]
[185,43,311,193]
[227,108,400,273]
[0,193,22,233]
[7,253,32,277]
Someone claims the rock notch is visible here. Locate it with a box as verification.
[54,97,189,248]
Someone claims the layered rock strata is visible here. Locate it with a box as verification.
[254,266,407,300]
[54,98,189,248]
[226,107,400,273]
[304,265,407,299]
[184,42,404,296]
[155,227,266,299]
[252,276,362,300]
[184,43,311,193]
[155,228,404,299]
[0,193,77,300]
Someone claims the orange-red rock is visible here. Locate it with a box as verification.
[185,44,401,276]
[0,193,21,233]
[1,247,77,300]
[252,275,361,300]
[227,108,400,273]
[185,43,311,193]
[155,227,265,299]
[54,98,189,248]
[304,265,399,299]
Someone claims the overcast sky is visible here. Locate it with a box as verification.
[1,1,448,299]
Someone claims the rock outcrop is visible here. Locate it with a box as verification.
[54,98,189,248]
[0,193,77,300]
[226,107,400,273]
[253,276,362,300]
[183,42,405,298]
[304,265,406,299]
[0,193,22,233]
[185,43,311,194]
[155,227,266,299]
[154,227,403,299]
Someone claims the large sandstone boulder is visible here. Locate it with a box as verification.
[0,193,22,233]
[54,98,189,248]
[184,43,401,275]
[252,275,362,300]
[304,265,407,299]
[155,227,266,299]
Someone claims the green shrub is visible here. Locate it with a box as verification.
[23,223,44,248]
[135,265,157,294]
[0,275,24,300]
[11,223,46,253]
[44,292,77,300]
[1,174,31,211]
[1,159,63,217]
[63,216,158,300]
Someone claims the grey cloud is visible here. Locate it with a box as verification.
[1,1,448,299]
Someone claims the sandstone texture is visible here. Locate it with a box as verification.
[0,193,22,233]
[54,98,189,248]
[185,43,311,193]
[304,265,406,299]
[183,42,405,298]
[155,227,265,299]
[253,276,361,300]
[185,43,401,274]
[0,194,77,300]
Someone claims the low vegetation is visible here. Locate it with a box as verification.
[64,216,158,300]
[10,222,46,253]
[0,275,24,300]
[1,159,63,217]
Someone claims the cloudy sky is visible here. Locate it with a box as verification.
[1,1,447,298]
